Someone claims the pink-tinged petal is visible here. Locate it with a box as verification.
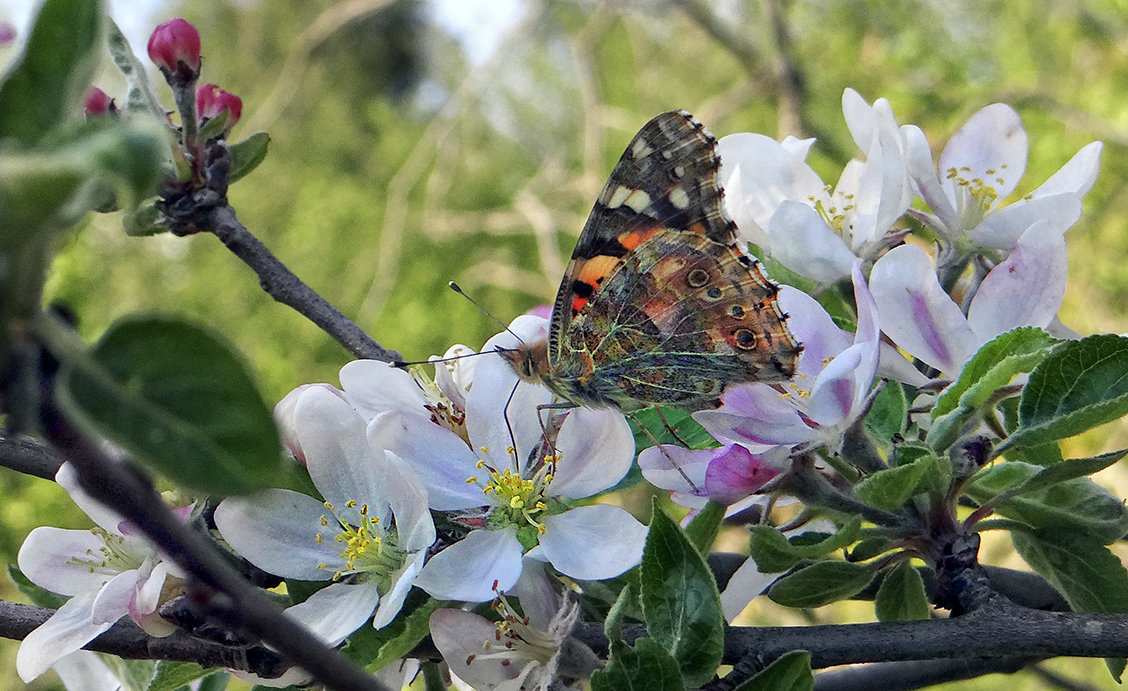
[806,344,866,428]
[968,194,1081,250]
[274,384,345,463]
[638,444,711,495]
[903,125,962,238]
[869,244,978,374]
[55,463,124,534]
[722,166,770,249]
[367,410,485,510]
[132,561,177,636]
[877,340,931,387]
[285,581,382,646]
[214,489,340,580]
[1031,141,1103,199]
[766,201,856,282]
[339,359,427,418]
[696,384,814,446]
[380,451,436,551]
[702,445,781,506]
[850,260,881,376]
[294,387,382,521]
[939,104,1027,205]
[778,287,851,375]
[373,550,426,629]
[720,555,781,623]
[539,505,647,580]
[91,567,144,624]
[857,116,912,247]
[17,590,109,682]
[968,221,1067,342]
[414,528,524,602]
[550,407,635,499]
[431,609,524,688]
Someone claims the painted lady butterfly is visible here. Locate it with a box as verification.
[501,110,801,411]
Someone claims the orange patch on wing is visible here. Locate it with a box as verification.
[571,254,622,314]
[616,226,665,250]
[685,222,708,236]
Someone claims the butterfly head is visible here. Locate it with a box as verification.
[497,338,550,385]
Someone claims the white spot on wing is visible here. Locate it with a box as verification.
[668,186,690,210]
[631,138,654,159]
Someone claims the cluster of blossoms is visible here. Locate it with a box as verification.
[13,15,1104,689]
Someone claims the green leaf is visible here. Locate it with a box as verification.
[733,650,813,691]
[929,327,1054,451]
[344,590,445,671]
[855,458,931,511]
[848,536,893,562]
[229,131,271,183]
[147,661,211,691]
[55,316,282,496]
[866,382,907,441]
[874,560,930,622]
[604,580,636,644]
[195,671,233,691]
[1001,334,1128,451]
[747,518,862,573]
[0,0,102,144]
[0,120,167,243]
[8,565,67,609]
[631,407,717,450]
[768,560,875,609]
[639,503,724,688]
[968,462,1128,544]
[1012,528,1128,614]
[105,20,166,118]
[123,202,168,237]
[590,638,686,691]
[684,500,724,555]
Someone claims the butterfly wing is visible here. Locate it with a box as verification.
[540,110,800,410]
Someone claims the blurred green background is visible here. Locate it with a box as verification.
[4,0,1128,688]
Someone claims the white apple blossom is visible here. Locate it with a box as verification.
[719,89,912,283]
[214,385,435,646]
[904,102,1101,250]
[367,315,648,602]
[869,220,1067,378]
[16,464,185,682]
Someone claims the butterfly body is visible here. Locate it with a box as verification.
[502,110,800,411]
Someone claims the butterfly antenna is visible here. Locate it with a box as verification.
[448,282,526,346]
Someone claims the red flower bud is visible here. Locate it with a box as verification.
[147,18,201,85]
[195,83,243,135]
[83,87,116,116]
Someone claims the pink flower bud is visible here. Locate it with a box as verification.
[195,83,242,135]
[147,18,201,84]
[83,87,116,116]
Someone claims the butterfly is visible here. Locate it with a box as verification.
[500,110,801,412]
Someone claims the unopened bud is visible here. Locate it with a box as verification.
[195,83,242,136]
[147,18,201,85]
[83,87,116,117]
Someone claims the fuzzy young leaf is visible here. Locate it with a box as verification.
[969,462,1128,544]
[1002,334,1128,451]
[105,20,167,118]
[734,650,813,691]
[147,661,212,691]
[874,560,930,622]
[866,382,907,440]
[57,316,282,496]
[230,131,271,183]
[684,500,725,555]
[1012,528,1128,612]
[345,590,444,671]
[748,519,861,574]
[590,638,685,691]
[768,560,874,609]
[0,0,102,144]
[640,504,724,688]
[855,459,931,511]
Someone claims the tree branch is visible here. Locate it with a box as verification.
[0,430,63,480]
[160,187,398,362]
